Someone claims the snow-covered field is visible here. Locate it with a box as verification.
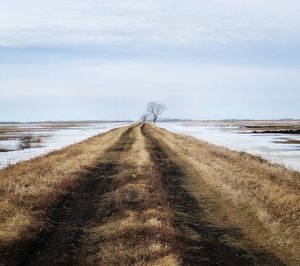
[2,121,299,172]
[158,122,300,172]
[0,122,128,169]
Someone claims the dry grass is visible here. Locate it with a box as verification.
[85,124,181,265]
[0,126,127,249]
[274,139,300,144]
[0,123,181,265]
[18,135,43,150]
[149,124,300,265]
[2,121,298,264]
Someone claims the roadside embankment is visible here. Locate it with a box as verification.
[146,124,300,265]
[0,125,128,264]
[0,122,299,265]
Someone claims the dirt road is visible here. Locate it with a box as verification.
[2,123,288,265]
[16,126,135,265]
[143,126,282,266]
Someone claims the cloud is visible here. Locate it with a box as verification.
[0,0,299,46]
[1,60,299,102]
[0,0,299,120]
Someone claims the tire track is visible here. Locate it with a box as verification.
[143,125,283,266]
[18,125,137,266]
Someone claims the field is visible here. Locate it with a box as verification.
[159,120,300,172]
[0,122,127,169]
[0,123,299,265]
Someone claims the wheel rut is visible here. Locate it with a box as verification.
[4,123,284,265]
[143,125,283,266]
[18,125,136,266]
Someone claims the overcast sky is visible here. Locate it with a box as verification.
[1,0,300,121]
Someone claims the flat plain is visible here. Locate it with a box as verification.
[0,123,299,265]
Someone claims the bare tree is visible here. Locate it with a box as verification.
[146,102,167,124]
[140,113,148,122]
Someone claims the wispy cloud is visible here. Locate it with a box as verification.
[0,0,299,120]
[1,0,299,46]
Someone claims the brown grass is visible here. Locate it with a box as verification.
[2,121,299,265]
[149,124,300,265]
[18,135,43,150]
[84,124,181,265]
[0,126,127,249]
[274,139,300,144]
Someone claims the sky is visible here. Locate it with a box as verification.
[0,0,300,121]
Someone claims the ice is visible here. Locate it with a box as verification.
[158,122,300,172]
[0,122,128,169]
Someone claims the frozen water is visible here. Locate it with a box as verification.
[0,122,128,169]
[158,122,300,172]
